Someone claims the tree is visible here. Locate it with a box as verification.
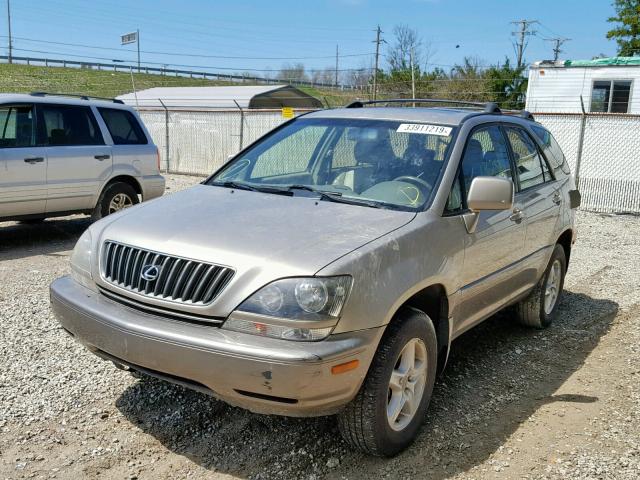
[387,25,422,71]
[485,58,527,109]
[606,0,640,56]
[277,63,308,82]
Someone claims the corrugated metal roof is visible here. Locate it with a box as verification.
[116,85,323,109]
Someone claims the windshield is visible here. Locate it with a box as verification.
[208,117,456,211]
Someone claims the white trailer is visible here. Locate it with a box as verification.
[525,57,640,114]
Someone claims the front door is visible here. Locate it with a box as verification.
[450,125,526,335]
[0,104,48,218]
[37,104,112,214]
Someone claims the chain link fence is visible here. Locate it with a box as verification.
[535,113,640,214]
[138,108,316,176]
[137,107,640,214]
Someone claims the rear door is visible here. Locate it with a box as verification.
[97,107,156,180]
[503,125,561,287]
[0,103,48,217]
[38,103,112,214]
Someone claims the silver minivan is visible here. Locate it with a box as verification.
[0,93,164,222]
[51,100,579,456]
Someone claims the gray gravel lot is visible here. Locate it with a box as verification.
[1,174,639,479]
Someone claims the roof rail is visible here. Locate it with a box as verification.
[29,92,125,104]
[345,98,502,113]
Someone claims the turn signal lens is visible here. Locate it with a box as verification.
[331,360,359,375]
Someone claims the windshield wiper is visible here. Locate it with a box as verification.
[211,180,259,191]
[211,181,291,195]
[287,185,386,209]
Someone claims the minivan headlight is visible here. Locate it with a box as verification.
[223,276,352,341]
[70,229,93,288]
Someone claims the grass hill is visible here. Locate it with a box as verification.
[0,63,355,106]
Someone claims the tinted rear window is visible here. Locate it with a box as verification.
[98,108,147,145]
[39,104,104,146]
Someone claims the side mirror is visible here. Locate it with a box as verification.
[463,177,514,233]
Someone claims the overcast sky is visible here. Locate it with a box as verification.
[3,0,618,75]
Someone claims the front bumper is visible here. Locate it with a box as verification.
[141,174,166,201]
[50,276,383,416]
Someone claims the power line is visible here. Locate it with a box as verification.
[7,48,376,73]
[0,35,375,61]
[511,19,538,69]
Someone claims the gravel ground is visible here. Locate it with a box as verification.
[1,174,639,479]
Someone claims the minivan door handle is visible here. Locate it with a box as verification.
[552,193,562,205]
[94,154,111,161]
[509,207,524,223]
[24,157,44,164]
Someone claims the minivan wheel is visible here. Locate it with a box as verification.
[514,244,567,329]
[337,307,437,456]
[92,182,139,221]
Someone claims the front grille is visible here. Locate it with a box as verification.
[101,240,234,305]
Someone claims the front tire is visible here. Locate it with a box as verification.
[337,307,438,456]
[514,244,567,329]
[92,182,139,221]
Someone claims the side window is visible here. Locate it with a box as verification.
[504,126,548,190]
[460,125,513,194]
[0,105,35,148]
[98,108,147,145]
[531,125,570,176]
[445,125,512,214]
[39,105,104,146]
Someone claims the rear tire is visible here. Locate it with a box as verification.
[92,182,139,221]
[337,307,438,456]
[514,244,566,329]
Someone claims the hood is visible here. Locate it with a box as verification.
[93,185,415,315]
[99,185,415,272]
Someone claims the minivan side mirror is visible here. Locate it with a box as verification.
[463,176,514,233]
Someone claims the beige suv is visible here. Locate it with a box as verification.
[51,100,579,456]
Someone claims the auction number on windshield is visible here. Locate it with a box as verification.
[397,123,452,136]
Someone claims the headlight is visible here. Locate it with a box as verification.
[223,276,352,341]
[70,229,94,289]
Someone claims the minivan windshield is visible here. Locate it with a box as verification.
[208,117,456,211]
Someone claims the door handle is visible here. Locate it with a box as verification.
[94,154,111,161]
[24,157,44,164]
[552,193,562,205]
[509,207,524,223]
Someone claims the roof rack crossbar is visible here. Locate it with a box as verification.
[345,98,502,113]
[29,92,124,104]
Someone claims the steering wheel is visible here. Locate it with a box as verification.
[393,176,432,194]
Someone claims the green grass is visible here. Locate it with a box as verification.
[0,63,259,99]
[0,63,355,105]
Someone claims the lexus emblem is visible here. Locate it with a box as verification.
[140,264,160,282]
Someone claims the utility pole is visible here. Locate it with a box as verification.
[372,25,383,100]
[511,19,538,69]
[335,44,339,87]
[546,37,571,62]
[410,48,416,105]
[7,0,12,64]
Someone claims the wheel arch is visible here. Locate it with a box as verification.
[97,175,142,206]
[557,228,573,267]
[388,283,451,375]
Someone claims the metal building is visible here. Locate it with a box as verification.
[117,85,323,110]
